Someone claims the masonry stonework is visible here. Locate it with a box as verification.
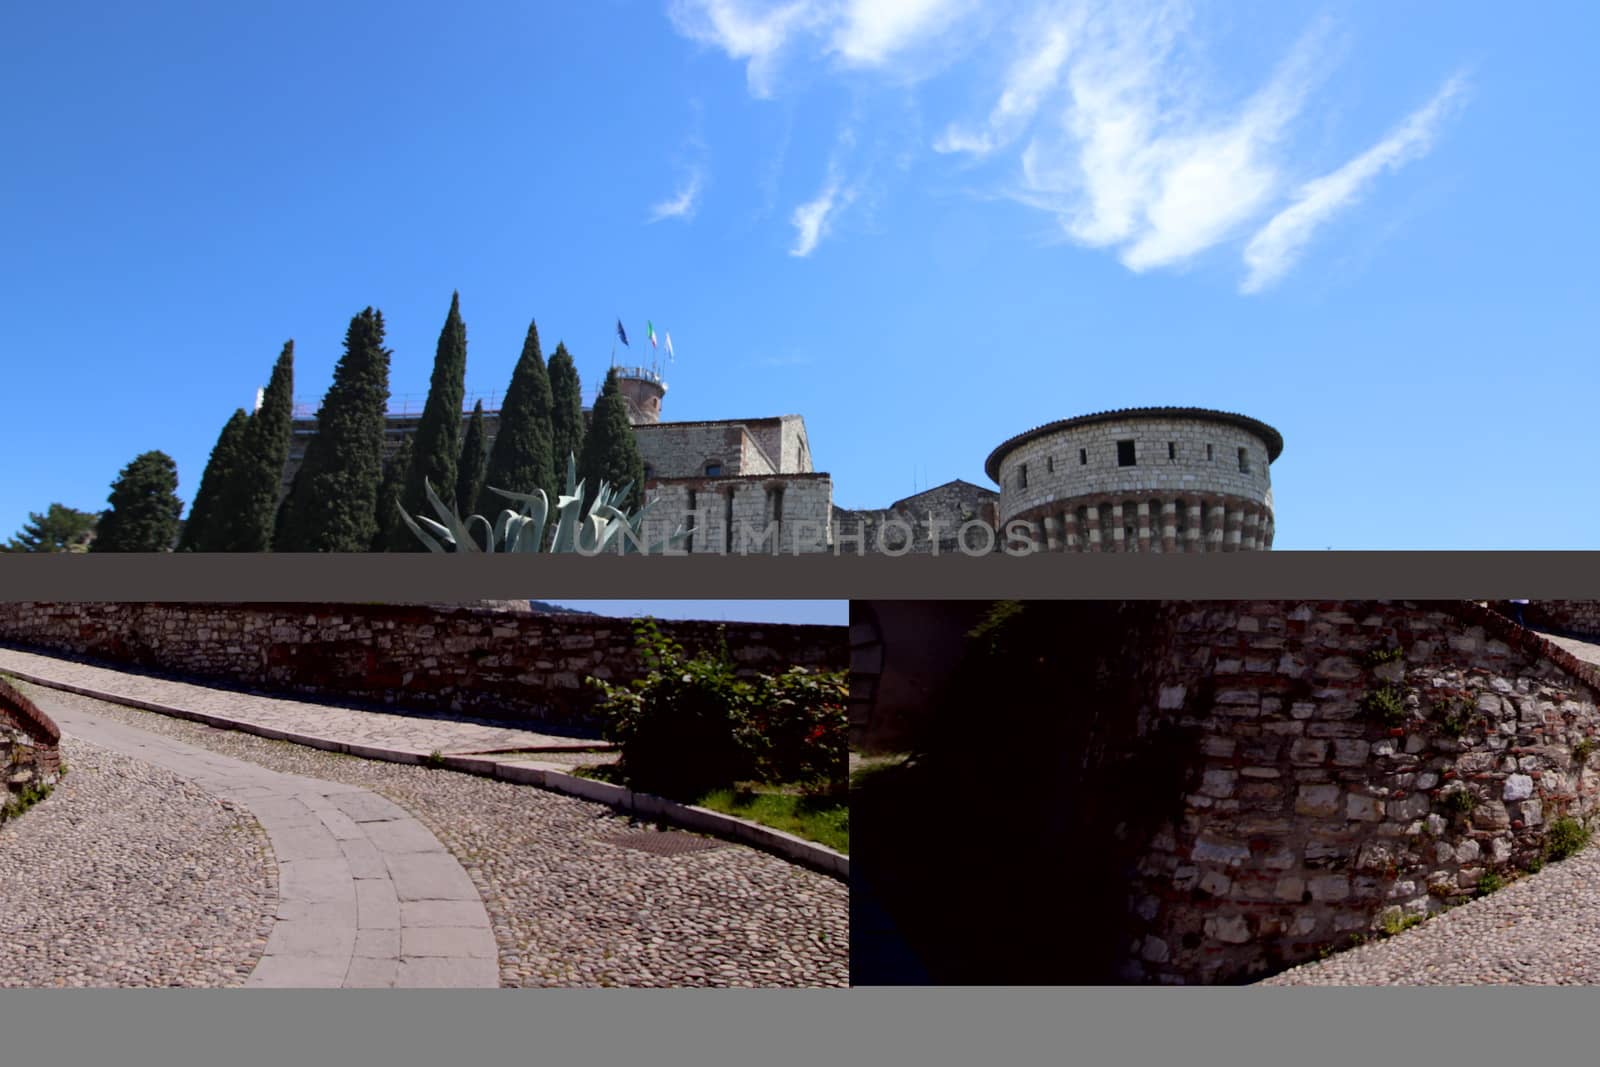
[860,599,1600,983]
[0,604,846,731]
[984,408,1282,552]
[0,676,63,816]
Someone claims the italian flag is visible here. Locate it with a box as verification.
[647,321,657,348]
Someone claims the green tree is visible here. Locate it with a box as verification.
[480,319,556,513]
[455,399,488,516]
[273,308,392,552]
[2,504,97,552]
[578,367,646,512]
[371,435,413,551]
[223,340,295,551]
[386,292,467,550]
[90,451,183,552]
[547,341,584,484]
[177,408,250,551]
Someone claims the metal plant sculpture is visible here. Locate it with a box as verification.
[396,454,688,554]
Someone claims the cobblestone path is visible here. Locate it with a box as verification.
[1,658,848,988]
[0,735,277,988]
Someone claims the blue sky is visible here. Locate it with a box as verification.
[2,2,1596,550]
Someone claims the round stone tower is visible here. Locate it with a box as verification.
[614,368,666,425]
[984,407,1283,552]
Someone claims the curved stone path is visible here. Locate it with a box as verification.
[29,690,498,988]
[0,655,848,987]
[0,736,277,988]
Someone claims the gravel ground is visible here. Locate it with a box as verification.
[36,688,847,988]
[0,736,277,988]
[1265,840,1600,985]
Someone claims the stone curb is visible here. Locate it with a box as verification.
[4,667,849,882]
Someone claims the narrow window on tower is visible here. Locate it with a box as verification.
[1238,447,1250,473]
[1079,449,1088,466]
[1168,442,1176,461]
[1018,463,1028,489]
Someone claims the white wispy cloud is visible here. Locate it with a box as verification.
[667,0,824,98]
[649,169,706,222]
[935,9,1078,156]
[1240,73,1468,293]
[790,176,855,256]
[1014,6,1337,272]
[829,0,973,67]
[666,1,1466,286]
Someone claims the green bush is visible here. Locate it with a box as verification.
[1543,816,1590,862]
[589,620,849,799]
[591,621,753,798]
[746,668,848,789]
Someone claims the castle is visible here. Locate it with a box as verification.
[278,370,1282,553]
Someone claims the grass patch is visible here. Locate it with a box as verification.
[1379,911,1424,937]
[1,781,54,824]
[571,763,848,854]
[1477,870,1506,896]
[694,786,848,854]
[1543,816,1590,862]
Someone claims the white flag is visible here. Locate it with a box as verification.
[664,332,674,362]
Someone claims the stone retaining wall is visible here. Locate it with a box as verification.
[0,603,846,730]
[859,598,1600,983]
[0,676,63,815]
[1128,600,1600,984]
[1523,601,1600,640]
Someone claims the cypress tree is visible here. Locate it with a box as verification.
[273,307,392,552]
[91,450,184,552]
[178,408,250,551]
[372,435,413,551]
[578,367,646,513]
[386,292,467,549]
[479,319,556,512]
[223,340,295,551]
[455,399,488,516]
[547,342,584,485]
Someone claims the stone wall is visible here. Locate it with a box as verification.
[1523,601,1600,640]
[832,480,1000,557]
[0,603,846,731]
[645,475,834,554]
[1128,600,1600,984]
[992,416,1276,521]
[1,676,63,816]
[859,599,1600,983]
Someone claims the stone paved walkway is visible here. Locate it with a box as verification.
[0,645,607,756]
[0,735,277,988]
[32,691,499,988]
[2,655,849,987]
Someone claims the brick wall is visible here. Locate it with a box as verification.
[1,676,63,817]
[0,603,846,731]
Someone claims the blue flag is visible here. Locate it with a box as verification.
[616,319,629,346]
